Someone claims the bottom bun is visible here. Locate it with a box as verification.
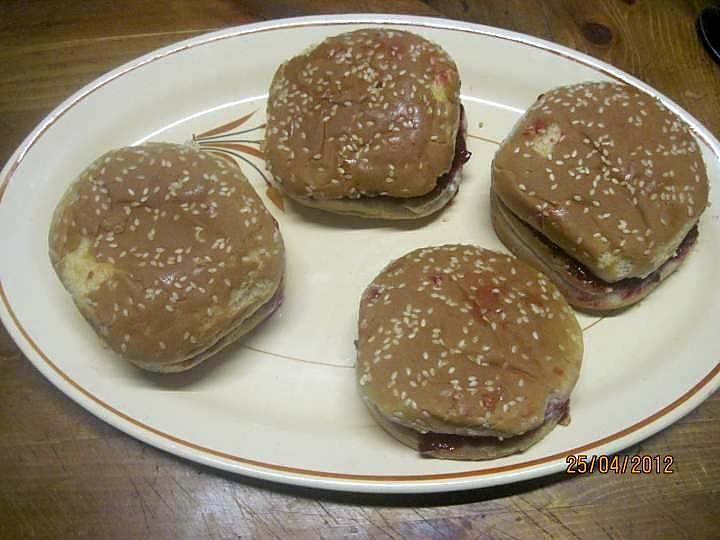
[368,402,566,460]
[491,191,698,314]
[283,170,460,219]
[128,280,284,373]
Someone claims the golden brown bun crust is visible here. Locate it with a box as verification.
[265,28,461,201]
[492,82,709,282]
[49,142,284,372]
[357,245,583,444]
[279,110,467,220]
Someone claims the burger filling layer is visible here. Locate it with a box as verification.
[493,193,699,305]
[418,400,570,456]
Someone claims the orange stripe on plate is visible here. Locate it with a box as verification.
[194,111,257,139]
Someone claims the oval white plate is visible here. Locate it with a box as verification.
[1,15,718,493]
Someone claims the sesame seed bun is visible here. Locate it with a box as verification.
[49,142,285,373]
[356,245,583,460]
[265,28,468,219]
[491,82,709,311]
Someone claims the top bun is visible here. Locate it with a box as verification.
[492,81,709,282]
[49,142,284,372]
[265,28,462,211]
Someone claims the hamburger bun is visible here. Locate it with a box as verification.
[49,142,284,373]
[491,81,709,312]
[265,28,469,219]
[356,245,583,460]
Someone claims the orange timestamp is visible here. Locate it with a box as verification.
[565,454,674,475]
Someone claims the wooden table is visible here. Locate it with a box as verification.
[1,1,718,538]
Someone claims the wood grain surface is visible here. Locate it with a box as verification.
[1,1,718,538]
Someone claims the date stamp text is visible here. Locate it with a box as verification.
[565,454,674,474]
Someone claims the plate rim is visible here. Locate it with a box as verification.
[1,13,718,493]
